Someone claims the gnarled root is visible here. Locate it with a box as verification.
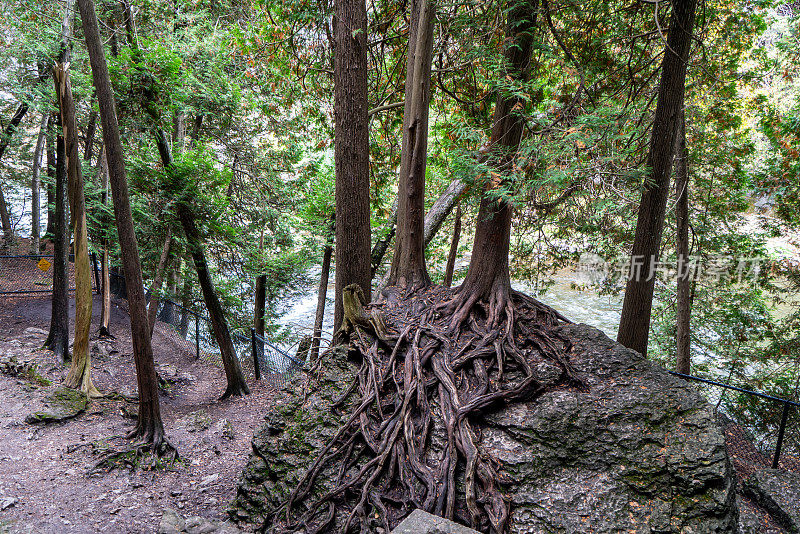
[266,285,583,534]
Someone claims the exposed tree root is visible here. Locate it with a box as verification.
[90,429,179,474]
[219,382,250,401]
[262,285,584,534]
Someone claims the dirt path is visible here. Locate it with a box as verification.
[0,295,275,533]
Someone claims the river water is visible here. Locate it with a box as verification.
[275,269,622,355]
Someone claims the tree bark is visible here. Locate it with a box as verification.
[83,109,97,161]
[443,204,461,287]
[172,110,185,154]
[333,0,371,330]
[97,143,113,337]
[310,229,334,362]
[675,112,691,374]
[0,103,30,243]
[617,0,697,356]
[451,0,539,329]
[180,205,250,397]
[152,123,249,397]
[45,117,56,240]
[43,116,70,362]
[78,0,169,449]
[55,63,99,397]
[147,227,173,336]
[254,274,266,337]
[387,0,435,289]
[31,113,48,254]
[159,257,179,325]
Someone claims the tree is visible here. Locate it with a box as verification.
[0,103,29,244]
[147,228,173,336]
[674,112,691,374]
[43,0,75,363]
[333,0,371,330]
[43,112,70,362]
[30,113,47,254]
[617,0,698,356]
[118,2,250,399]
[443,204,461,287]
[444,0,540,330]
[55,62,99,397]
[77,0,173,453]
[386,0,436,290]
[97,143,113,338]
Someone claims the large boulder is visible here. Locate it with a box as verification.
[230,323,737,533]
[743,468,800,533]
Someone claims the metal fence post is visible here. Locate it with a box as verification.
[195,312,200,360]
[772,401,791,469]
[251,328,261,380]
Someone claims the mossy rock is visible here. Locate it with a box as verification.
[25,386,88,424]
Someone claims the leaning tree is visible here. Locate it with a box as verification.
[77,0,174,454]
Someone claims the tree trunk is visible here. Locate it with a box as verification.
[310,231,334,362]
[254,274,266,337]
[675,112,691,374]
[97,143,113,337]
[423,178,467,248]
[373,177,468,293]
[83,109,97,161]
[78,0,170,449]
[45,117,57,241]
[43,116,70,362]
[443,204,461,287]
[617,0,697,356]
[31,113,48,254]
[151,120,249,397]
[160,257,179,325]
[147,228,173,336]
[333,0,371,330]
[55,63,99,397]
[173,110,185,154]
[452,0,539,329]
[180,205,250,397]
[387,0,435,289]
[0,103,30,243]
[179,261,191,337]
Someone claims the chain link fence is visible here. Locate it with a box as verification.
[106,270,302,388]
[0,252,301,388]
[671,372,800,480]
[0,253,96,295]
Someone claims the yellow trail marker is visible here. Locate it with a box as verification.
[37,258,52,272]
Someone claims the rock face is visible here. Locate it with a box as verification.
[391,510,480,534]
[230,323,737,533]
[159,508,241,534]
[743,469,800,532]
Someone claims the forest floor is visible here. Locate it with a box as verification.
[0,294,271,533]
